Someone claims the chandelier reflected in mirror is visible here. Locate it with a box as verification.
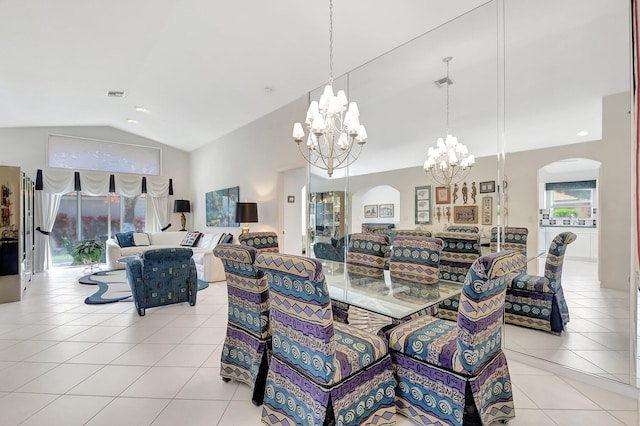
[292,0,367,177]
[424,56,475,187]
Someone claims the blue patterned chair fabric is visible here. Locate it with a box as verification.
[389,236,443,285]
[387,250,525,426]
[346,232,389,271]
[490,226,528,258]
[212,243,270,405]
[388,229,432,245]
[125,247,197,316]
[434,231,481,321]
[238,231,279,254]
[505,231,577,334]
[255,252,396,426]
[313,235,347,262]
[446,225,479,234]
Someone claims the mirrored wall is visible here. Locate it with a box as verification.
[301,0,634,386]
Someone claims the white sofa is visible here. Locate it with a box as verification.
[105,231,234,283]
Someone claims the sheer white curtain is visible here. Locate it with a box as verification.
[147,177,172,231]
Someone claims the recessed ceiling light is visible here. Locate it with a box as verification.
[107,90,126,98]
[577,130,588,137]
[126,118,138,124]
[134,106,151,113]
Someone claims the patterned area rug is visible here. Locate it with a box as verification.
[79,269,209,305]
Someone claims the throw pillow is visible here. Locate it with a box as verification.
[180,231,202,247]
[223,233,233,244]
[216,233,228,245]
[115,231,135,248]
[133,232,151,246]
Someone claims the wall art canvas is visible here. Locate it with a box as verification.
[205,186,239,227]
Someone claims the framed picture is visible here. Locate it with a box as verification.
[479,180,496,193]
[453,205,478,224]
[205,186,239,227]
[482,196,492,225]
[287,195,295,203]
[415,185,432,224]
[435,186,451,204]
[364,204,378,218]
[379,203,394,218]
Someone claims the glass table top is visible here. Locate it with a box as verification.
[320,260,463,320]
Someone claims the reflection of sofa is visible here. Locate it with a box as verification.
[106,231,233,282]
[313,235,347,262]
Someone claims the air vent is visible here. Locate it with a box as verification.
[107,91,126,98]
[434,77,453,88]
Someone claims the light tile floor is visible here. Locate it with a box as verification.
[0,266,636,425]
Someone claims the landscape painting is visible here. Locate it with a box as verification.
[205,186,239,227]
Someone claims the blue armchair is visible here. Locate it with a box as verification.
[125,248,198,316]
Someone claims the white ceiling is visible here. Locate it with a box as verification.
[0,0,630,170]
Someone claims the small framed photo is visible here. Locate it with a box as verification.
[379,204,394,218]
[482,196,492,225]
[415,185,432,225]
[435,186,451,204]
[364,204,378,218]
[287,195,295,203]
[453,205,478,224]
[479,181,496,193]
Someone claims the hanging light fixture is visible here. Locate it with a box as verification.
[424,56,475,187]
[292,0,367,177]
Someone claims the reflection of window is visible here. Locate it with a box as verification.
[545,180,596,219]
[50,192,146,266]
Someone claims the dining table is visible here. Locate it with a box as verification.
[320,260,463,322]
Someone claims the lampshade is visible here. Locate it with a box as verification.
[235,202,258,223]
[173,200,191,213]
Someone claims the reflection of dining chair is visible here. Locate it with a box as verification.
[387,251,525,426]
[505,231,576,334]
[490,226,528,257]
[125,248,198,316]
[212,243,270,406]
[388,229,432,245]
[445,225,479,233]
[238,231,279,254]
[254,252,396,426]
[434,231,481,321]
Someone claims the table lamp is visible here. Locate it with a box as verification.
[174,200,191,231]
[235,202,258,234]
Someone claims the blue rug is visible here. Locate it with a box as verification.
[79,269,209,305]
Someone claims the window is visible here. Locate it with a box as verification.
[545,180,596,220]
[50,192,146,266]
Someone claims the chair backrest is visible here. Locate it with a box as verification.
[446,225,479,234]
[346,232,389,273]
[213,243,269,339]
[389,236,443,285]
[389,229,432,245]
[361,223,395,235]
[455,250,526,373]
[544,232,577,288]
[434,231,481,282]
[490,226,528,258]
[238,231,279,254]
[254,252,336,385]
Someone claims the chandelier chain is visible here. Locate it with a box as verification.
[329,0,334,84]
[445,57,450,134]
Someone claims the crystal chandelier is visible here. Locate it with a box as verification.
[292,0,367,177]
[424,57,475,187]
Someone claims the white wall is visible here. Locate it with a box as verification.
[0,126,191,230]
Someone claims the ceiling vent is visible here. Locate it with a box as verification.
[107,90,126,98]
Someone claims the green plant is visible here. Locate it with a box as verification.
[553,208,578,218]
[70,239,105,265]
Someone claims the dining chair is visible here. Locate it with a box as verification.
[490,226,528,258]
[505,231,576,334]
[255,252,396,426]
[445,225,479,233]
[238,231,279,254]
[387,250,525,426]
[212,243,270,406]
[124,248,197,316]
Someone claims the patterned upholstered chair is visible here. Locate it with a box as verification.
[238,231,279,254]
[505,231,577,334]
[434,231,481,321]
[255,252,396,426]
[361,222,396,235]
[490,226,528,257]
[388,229,432,245]
[125,247,197,316]
[446,225,479,233]
[313,235,347,262]
[387,250,525,426]
[212,243,270,406]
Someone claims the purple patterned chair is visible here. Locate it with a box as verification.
[213,243,270,406]
[238,231,279,254]
[490,226,528,257]
[125,247,197,316]
[505,231,576,334]
[255,252,396,426]
[387,250,525,426]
